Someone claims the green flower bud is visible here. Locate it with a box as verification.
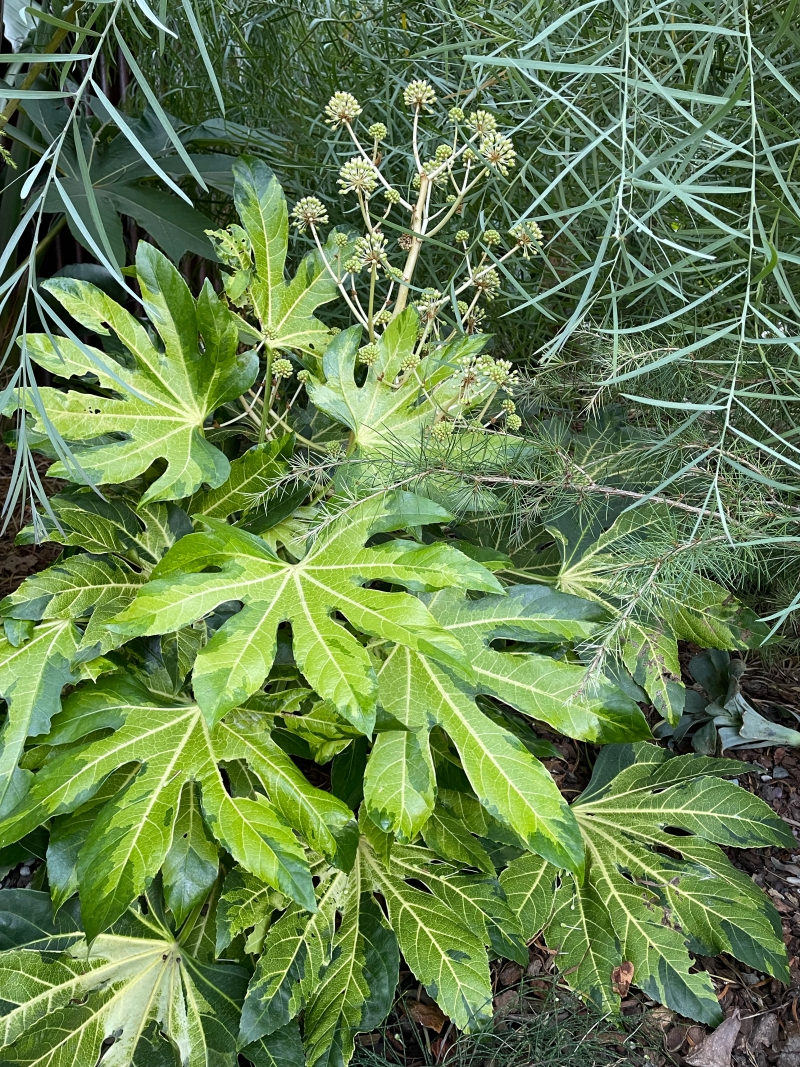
[333,232,350,247]
[483,228,502,247]
[273,358,294,379]
[368,122,388,141]
[358,342,380,366]
[506,413,522,432]
[455,229,470,244]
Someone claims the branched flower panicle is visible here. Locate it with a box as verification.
[291,196,329,232]
[324,91,362,128]
[338,157,378,196]
[273,358,294,379]
[358,343,379,366]
[480,132,516,175]
[403,79,437,111]
[467,110,498,135]
[510,220,544,258]
[354,231,389,271]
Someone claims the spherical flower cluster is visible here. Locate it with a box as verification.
[368,122,388,142]
[325,440,345,458]
[467,110,497,135]
[297,369,311,384]
[403,79,437,111]
[479,356,517,388]
[358,342,379,366]
[480,132,516,175]
[506,413,522,432]
[344,257,360,273]
[464,306,486,333]
[384,187,401,204]
[455,229,470,244]
[462,148,476,164]
[374,309,393,326]
[472,267,501,298]
[263,325,278,341]
[337,157,378,196]
[353,230,389,271]
[291,196,328,232]
[386,264,404,280]
[273,358,294,379]
[333,232,350,247]
[501,398,516,413]
[483,228,501,247]
[430,420,454,441]
[324,91,362,128]
[400,351,421,372]
[398,233,414,251]
[445,194,457,203]
[416,288,442,320]
[448,106,465,123]
[435,144,453,162]
[509,220,543,258]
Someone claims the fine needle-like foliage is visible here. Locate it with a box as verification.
[0,82,793,1067]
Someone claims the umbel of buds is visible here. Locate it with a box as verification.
[273,358,294,379]
[403,79,437,110]
[324,91,362,128]
[291,196,328,232]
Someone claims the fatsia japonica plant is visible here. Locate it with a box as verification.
[0,82,793,1067]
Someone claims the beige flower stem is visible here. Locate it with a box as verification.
[309,225,368,327]
[393,173,430,315]
[257,348,273,443]
[368,264,377,342]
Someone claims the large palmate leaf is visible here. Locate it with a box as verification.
[226,158,355,361]
[306,313,490,452]
[188,436,292,519]
[241,830,492,1056]
[0,674,358,939]
[500,743,794,1024]
[2,553,145,655]
[109,492,502,731]
[363,584,649,871]
[0,888,254,1067]
[0,620,83,810]
[17,489,192,572]
[19,241,258,503]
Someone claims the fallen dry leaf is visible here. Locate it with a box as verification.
[406,1000,448,1033]
[498,962,523,986]
[685,1010,741,1067]
[611,961,635,997]
[751,1014,779,1050]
